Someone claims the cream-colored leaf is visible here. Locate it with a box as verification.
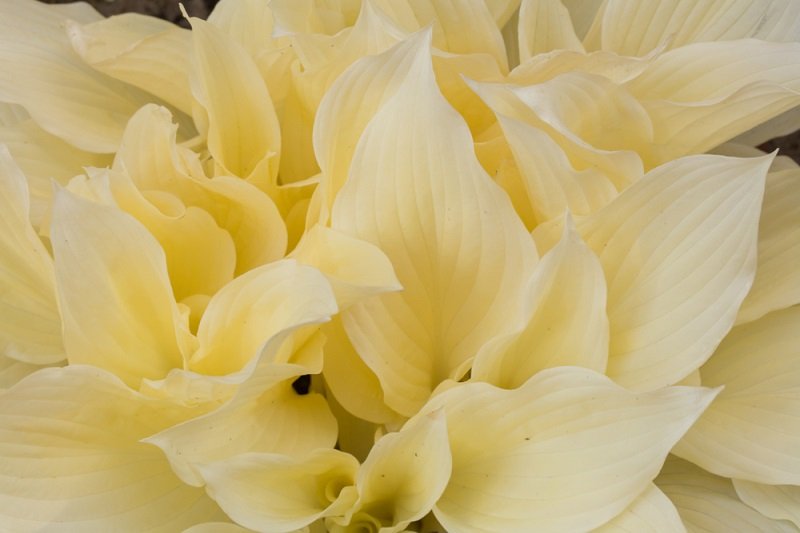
[657,456,797,532]
[737,165,800,324]
[331,33,538,417]
[593,484,686,533]
[404,0,509,71]
[0,366,226,531]
[473,73,649,190]
[0,145,63,364]
[189,17,281,186]
[291,225,401,309]
[335,411,451,533]
[0,118,110,226]
[146,360,338,487]
[674,306,800,485]
[113,104,287,273]
[627,40,800,163]
[592,0,800,56]
[67,14,194,117]
[518,0,584,62]
[322,318,403,426]
[190,259,338,376]
[497,113,619,221]
[581,154,769,391]
[472,218,608,388]
[207,0,275,59]
[417,367,718,532]
[50,188,188,387]
[198,450,359,533]
[184,524,255,533]
[734,480,800,528]
[150,285,339,488]
[311,28,426,224]
[0,0,157,152]
[108,169,237,304]
[509,48,655,86]
[628,41,800,103]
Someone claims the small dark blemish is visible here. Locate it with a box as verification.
[291,374,312,395]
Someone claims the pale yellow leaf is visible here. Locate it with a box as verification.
[0,366,226,531]
[472,218,608,388]
[0,145,63,364]
[518,0,584,62]
[291,225,401,309]
[190,259,338,376]
[0,118,110,227]
[581,154,769,390]
[322,318,403,425]
[674,306,800,485]
[333,411,451,533]
[657,456,797,532]
[737,165,800,324]
[496,113,619,221]
[734,480,800,528]
[50,188,189,387]
[0,0,157,152]
[331,33,538,416]
[311,28,426,224]
[67,14,194,117]
[592,0,800,56]
[146,360,338,487]
[198,450,359,533]
[418,367,718,532]
[189,18,281,186]
[112,104,287,274]
[593,484,686,533]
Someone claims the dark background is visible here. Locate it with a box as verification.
[37,0,800,162]
[42,0,218,26]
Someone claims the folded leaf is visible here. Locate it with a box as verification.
[496,113,619,221]
[591,0,800,56]
[593,484,686,533]
[656,456,796,532]
[674,306,800,485]
[50,188,189,387]
[0,0,157,152]
[737,164,800,324]
[0,145,63,364]
[311,29,428,224]
[581,154,769,390]
[113,104,287,274]
[0,366,226,531]
[67,13,194,116]
[518,0,583,61]
[417,367,718,532]
[734,481,800,528]
[334,411,451,533]
[331,32,538,416]
[198,450,359,533]
[189,18,281,187]
[322,318,403,425]
[291,225,402,309]
[190,259,338,376]
[472,218,608,388]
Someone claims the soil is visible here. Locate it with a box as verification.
[41,0,217,27]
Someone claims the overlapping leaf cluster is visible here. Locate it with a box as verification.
[1,0,799,531]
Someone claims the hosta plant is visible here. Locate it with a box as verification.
[0,0,799,531]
